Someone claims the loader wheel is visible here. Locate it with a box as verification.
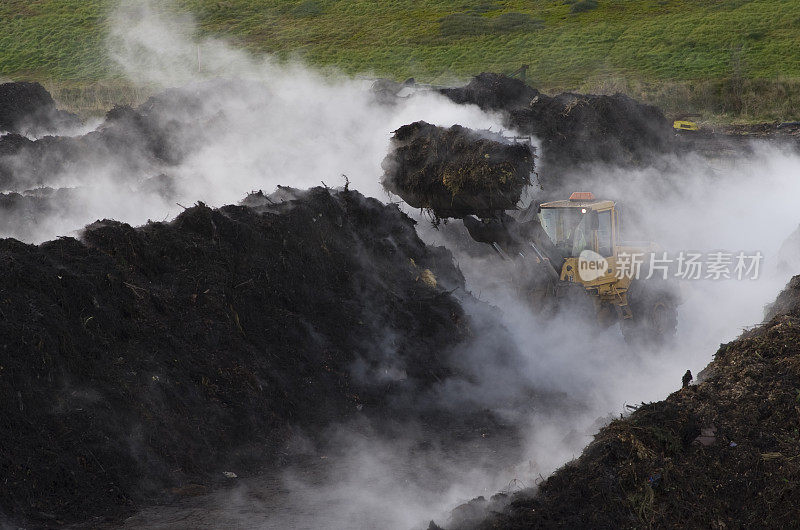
[621,281,678,346]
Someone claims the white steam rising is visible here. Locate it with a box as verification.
[0,2,509,243]
[107,0,506,229]
[424,140,800,493]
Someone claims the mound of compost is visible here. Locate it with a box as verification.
[439,74,675,189]
[0,82,80,135]
[464,276,800,529]
[0,83,216,192]
[381,121,535,218]
[440,73,541,112]
[0,186,489,526]
[0,105,191,192]
[0,187,86,241]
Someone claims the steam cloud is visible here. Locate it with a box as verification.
[0,0,510,244]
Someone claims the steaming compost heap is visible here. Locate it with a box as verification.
[0,83,213,192]
[440,73,676,188]
[463,277,800,529]
[0,186,505,526]
[0,82,79,136]
[381,121,535,218]
[3,76,798,530]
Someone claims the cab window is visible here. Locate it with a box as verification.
[597,210,612,256]
[540,207,591,258]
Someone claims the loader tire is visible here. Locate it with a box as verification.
[621,280,678,346]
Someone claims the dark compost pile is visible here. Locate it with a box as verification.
[0,186,495,526]
[440,73,676,189]
[465,276,800,529]
[0,84,213,192]
[0,82,80,136]
[381,121,535,218]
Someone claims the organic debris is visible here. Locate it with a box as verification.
[470,276,800,529]
[682,369,693,388]
[381,121,535,219]
[0,186,494,526]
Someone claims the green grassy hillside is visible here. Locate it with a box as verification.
[2,0,800,120]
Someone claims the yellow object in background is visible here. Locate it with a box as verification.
[673,120,699,131]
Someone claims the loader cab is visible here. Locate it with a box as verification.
[538,192,618,260]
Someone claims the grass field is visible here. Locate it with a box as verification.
[2,0,800,120]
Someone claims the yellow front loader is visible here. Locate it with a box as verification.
[463,191,680,344]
